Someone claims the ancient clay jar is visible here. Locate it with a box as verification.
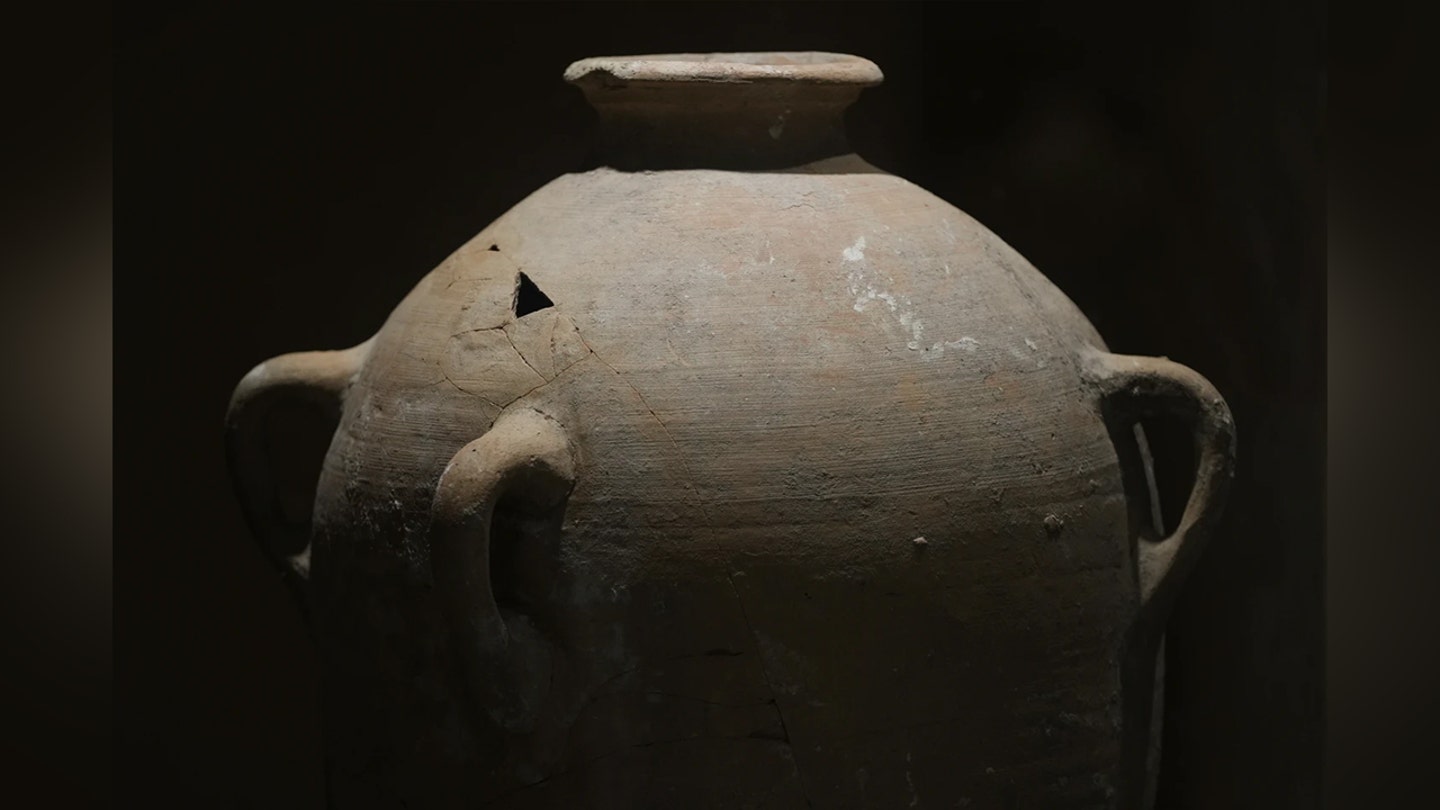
[226,53,1235,809]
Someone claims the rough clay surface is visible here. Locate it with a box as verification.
[227,53,1234,810]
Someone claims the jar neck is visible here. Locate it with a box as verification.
[565,53,881,171]
[588,92,857,170]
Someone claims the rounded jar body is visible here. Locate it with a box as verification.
[227,53,1234,810]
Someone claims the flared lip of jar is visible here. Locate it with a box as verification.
[563,52,884,89]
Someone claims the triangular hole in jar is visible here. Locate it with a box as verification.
[513,272,554,317]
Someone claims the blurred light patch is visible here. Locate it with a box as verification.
[0,4,111,802]
[1328,7,1440,804]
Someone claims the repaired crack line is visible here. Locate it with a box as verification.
[501,323,551,383]
[570,326,713,525]
[436,360,504,410]
[434,343,591,411]
[727,574,814,806]
[554,659,643,770]
[448,324,506,339]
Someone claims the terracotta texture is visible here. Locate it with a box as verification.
[226,53,1235,809]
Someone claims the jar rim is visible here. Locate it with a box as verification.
[563,52,884,89]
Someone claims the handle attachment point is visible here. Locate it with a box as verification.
[225,341,370,601]
[1082,349,1236,625]
[429,408,577,733]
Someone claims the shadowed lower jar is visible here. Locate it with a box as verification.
[226,52,1234,809]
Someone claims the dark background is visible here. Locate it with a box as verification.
[117,2,1324,807]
